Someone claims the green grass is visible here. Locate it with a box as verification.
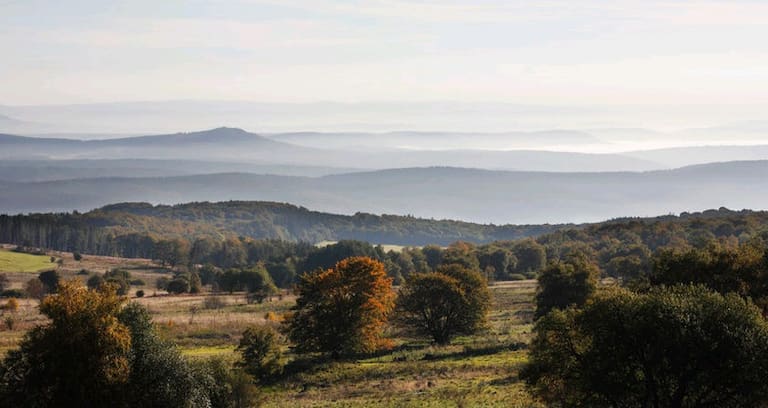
[181,345,236,358]
[250,282,541,407]
[0,249,55,273]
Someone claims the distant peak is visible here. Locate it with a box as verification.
[198,127,250,136]
[187,127,257,140]
[211,126,246,132]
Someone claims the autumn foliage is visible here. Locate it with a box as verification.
[0,280,131,406]
[285,256,395,356]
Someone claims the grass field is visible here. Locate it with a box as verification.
[0,246,542,407]
[0,249,56,273]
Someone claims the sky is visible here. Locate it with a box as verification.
[2,0,768,108]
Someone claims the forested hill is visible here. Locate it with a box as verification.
[3,199,768,263]
[3,161,768,224]
[97,201,568,244]
[0,201,567,253]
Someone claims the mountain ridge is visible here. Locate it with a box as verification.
[2,161,767,224]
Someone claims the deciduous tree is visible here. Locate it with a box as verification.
[534,255,599,318]
[285,257,394,357]
[522,285,768,407]
[0,281,131,406]
[236,325,284,383]
[396,264,491,344]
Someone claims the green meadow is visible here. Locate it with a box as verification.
[0,249,55,273]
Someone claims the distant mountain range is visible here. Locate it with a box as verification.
[0,127,660,172]
[3,127,768,173]
[2,161,767,224]
[266,130,603,150]
[1,126,767,224]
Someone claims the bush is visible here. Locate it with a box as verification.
[156,277,170,290]
[2,298,19,312]
[3,316,16,330]
[189,272,202,294]
[24,278,46,300]
[0,289,25,299]
[135,290,145,298]
[236,325,285,384]
[73,252,83,261]
[129,279,146,286]
[87,274,106,290]
[523,271,537,279]
[38,270,61,294]
[166,278,190,294]
[203,295,226,310]
[508,273,527,281]
[192,357,261,408]
[77,269,90,275]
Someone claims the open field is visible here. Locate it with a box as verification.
[0,249,56,273]
[0,246,541,406]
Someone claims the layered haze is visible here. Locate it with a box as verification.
[1,125,768,224]
[2,0,768,227]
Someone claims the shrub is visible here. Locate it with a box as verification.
[155,277,170,290]
[2,298,19,312]
[73,252,83,261]
[508,273,527,281]
[0,289,24,299]
[236,325,285,383]
[3,316,16,330]
[129,279,146,286]
[192,357,261,408]
[87,274,106,290]
[24,278,46,300]
[203,295,226,310]
[166,278,190,294]
[38,270,61,294]
[77,269,89,275]
[189,272,202,294]
[135,290,145,298]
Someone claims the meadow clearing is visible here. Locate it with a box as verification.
[0,247,57,273]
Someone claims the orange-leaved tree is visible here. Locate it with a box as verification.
[285,256,395,357]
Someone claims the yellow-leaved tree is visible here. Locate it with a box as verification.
[0,280,131,406]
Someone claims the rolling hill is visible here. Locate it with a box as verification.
[2,161,767,224]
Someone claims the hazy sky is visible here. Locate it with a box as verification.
[2,0,768,107]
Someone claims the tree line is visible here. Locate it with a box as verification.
[4,206,767,289]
